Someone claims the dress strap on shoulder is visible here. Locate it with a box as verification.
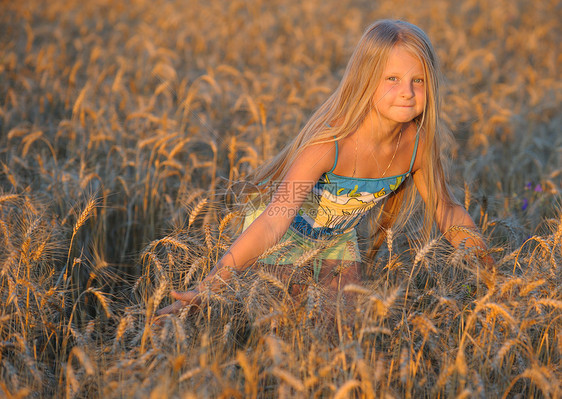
[328,135,338,173]
[324,124,338,174]
[408,130,420,173]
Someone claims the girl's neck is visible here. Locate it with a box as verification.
[356,118,405,145]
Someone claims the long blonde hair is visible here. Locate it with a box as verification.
[244,19,455,244]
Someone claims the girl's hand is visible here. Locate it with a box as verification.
[155,289,201,319]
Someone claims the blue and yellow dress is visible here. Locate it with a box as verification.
[243,132,419,278]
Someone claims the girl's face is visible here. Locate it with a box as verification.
[371,45,426,126]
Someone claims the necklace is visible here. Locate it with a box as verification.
[352,125,403,178]
[381,126,403,177]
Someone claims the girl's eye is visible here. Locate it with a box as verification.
[414,78,424,84]
[387,76,399,83]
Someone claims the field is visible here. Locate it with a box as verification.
[1,0,561,397]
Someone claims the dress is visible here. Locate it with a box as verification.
[243,132,419,279]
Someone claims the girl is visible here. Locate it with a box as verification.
[157,19,493,317]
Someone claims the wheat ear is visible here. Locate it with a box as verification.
[56,196,97,288]
[188,198,208,228]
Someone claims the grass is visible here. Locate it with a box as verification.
[0,0,561,397]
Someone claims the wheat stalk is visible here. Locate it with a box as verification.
[179,367,202,383]
[151,279,168,315]
[494,338,521,367]
[343,284,371,296]
[534,298,562,312]
[501,367,553,399]
[188,198,208,228]
[69,346,95,376]
[65,363,79,398]
[410,314,437,337]
[265,335,283,365]
[114,314,134,349]
[272,367,305,393]
[293,247,323,269]
[519,279,546,297]
[158,236,191,254]
[183,257,205,287]
[257,270,286,292]
[386,227,394,255]
[482,303,517,329]
[87,288,113,318]
[55,196,97,288]
[143,251,164,282]
[413,238,439,266]
[334,380,361,399]
[257,239,294,261]
[0,219,10,248]
[0,193,19,204]
[204,223,213,251]
[305,284,322,321]
[464,181,471,210]
[356,359,375,398]
[246,280,259,315]
[236,351,258,398]
[218,212,237,234]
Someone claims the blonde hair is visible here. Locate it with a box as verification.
[244,19,456,247]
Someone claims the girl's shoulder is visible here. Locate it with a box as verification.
[296,140,338,175]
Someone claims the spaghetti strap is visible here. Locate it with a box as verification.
[408,131,420,173]
[324,123,338,174]
[328,136,338,173]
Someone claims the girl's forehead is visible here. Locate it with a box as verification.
[383,46,424,73]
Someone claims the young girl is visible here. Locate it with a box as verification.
[158,19,493,317]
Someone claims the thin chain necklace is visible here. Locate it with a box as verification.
[352,125,403,178]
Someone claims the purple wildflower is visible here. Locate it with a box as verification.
[522,198,529,211]
[534,184,542,192]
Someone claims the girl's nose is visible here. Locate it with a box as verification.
[399,82,415,98]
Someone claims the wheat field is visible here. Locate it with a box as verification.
[0,0,561,397]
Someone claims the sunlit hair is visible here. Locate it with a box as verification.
[244,19,456,249]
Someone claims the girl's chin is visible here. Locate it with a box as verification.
[392,111,421,123]
[390,116,418,124]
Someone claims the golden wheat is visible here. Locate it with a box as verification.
[0,0,560,397]
[272,367,305,393]
[334,379,361,399]
[188,198,209,228]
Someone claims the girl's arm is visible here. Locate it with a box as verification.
[412,164,494,266]
[158,141,336,313]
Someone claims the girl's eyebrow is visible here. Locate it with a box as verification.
[386,69,423,74]
[385,72,408,77]
[385,71,424,79]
